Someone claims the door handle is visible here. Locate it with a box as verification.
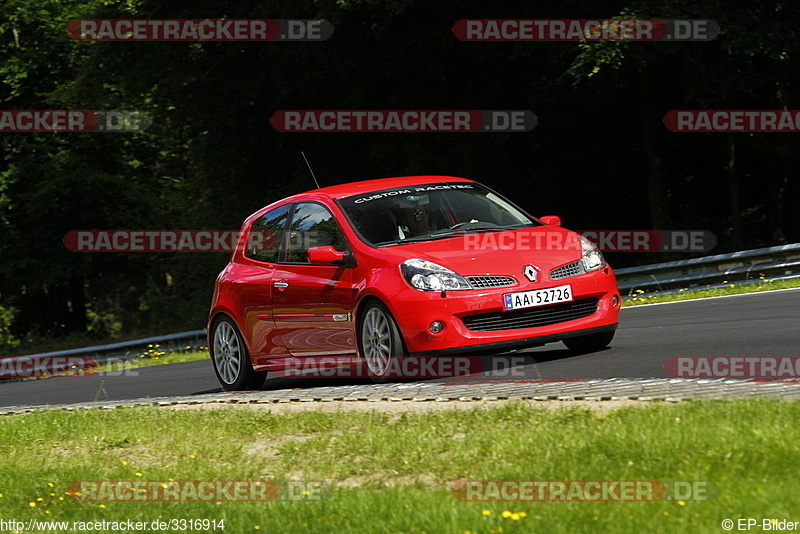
[274,281,289,290]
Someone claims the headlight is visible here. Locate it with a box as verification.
[400,259,472,291]
[580,235,606,272]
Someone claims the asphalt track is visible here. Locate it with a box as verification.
[2,289,799,409]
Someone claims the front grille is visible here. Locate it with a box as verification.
[466,276,517,289]
[462,298,598,332]
[550,261,584,280]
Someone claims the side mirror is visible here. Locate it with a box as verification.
[539,215,561,227]
[307,246,349,266]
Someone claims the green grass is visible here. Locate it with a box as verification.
[623,277,800,307]
[0,400,798,533]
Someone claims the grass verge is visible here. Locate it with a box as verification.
[0,399,797,533]
[623,277,800,306]
[94,347,208,374]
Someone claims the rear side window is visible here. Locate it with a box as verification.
[244,204,292,263]
[286,202,347,263]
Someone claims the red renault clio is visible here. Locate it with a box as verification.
[208,176,620,390]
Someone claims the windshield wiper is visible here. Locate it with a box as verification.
[374,224,535,246]
[428,224,516,237]
[375,233,462,246]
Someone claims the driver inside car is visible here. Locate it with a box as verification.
[398,205,430,238]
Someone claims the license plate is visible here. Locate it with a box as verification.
[503,285,573,311]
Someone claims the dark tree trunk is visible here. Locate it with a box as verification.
[68,274,87,333]
[781,49,800,242]
[727,135,742,248]
[640,64,671,230]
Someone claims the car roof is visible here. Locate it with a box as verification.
[301,175,476,200]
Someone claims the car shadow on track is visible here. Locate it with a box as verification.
[249,346,588,391]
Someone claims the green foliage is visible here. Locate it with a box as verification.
[0,400,798,532]
[1,0,799,349]
[0,302,18,351]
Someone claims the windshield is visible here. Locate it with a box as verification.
[337,182,539,246]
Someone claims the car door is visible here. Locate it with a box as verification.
[271,201,358,357]
[236,203,292,363]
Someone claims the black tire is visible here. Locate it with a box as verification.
[562,330,615,355]
[210,316,266,391]
[358,300,405,383]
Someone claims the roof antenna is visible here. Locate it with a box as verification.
[301,151,321,189]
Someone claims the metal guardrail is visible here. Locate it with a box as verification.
[1,330,207,375]
[16,330,207,360]
[6,243,800,370]
[615,243,800,295]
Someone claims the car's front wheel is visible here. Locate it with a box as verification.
[562,330,615,354]
[211,316,266,391]
[359,300,405,383]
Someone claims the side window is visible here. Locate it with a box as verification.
[286,202,347,263]
[244,204,292,263]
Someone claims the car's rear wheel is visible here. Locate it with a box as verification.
[211,316,266,391]
[562,330,615,354]
[359,300,404,383]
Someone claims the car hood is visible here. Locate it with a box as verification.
[375,226,585,276]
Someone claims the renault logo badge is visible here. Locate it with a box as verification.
[524,265,538,282]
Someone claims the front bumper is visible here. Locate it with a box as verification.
[388,267,620,354]
[408,323,618,356]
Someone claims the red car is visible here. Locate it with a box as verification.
[208,176,620,390]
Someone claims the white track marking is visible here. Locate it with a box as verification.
[622,286,800,309]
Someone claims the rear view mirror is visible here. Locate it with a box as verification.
[307,245,349,266]
[539,215,561,226]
